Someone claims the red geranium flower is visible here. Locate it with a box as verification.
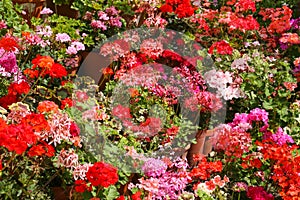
[75,180,89,193]
[160,4,173,12]
[0,36,19,51]
[60,98,73,109]
[102,67,114,76]
[208,40,233,55]
[116,196,125,200]
[8,81,30,96]
[28,144,46,157]
[70,122,80,137]
[86,161,118,187]
[131,191,142,200]
[49,63,67,78]
[0,93,17,109]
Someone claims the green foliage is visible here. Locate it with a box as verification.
[0,0,30,36]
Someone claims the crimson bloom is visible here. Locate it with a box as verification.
[75,180,90,193]
[131,191,142,200]
[209,40,233,55]
[86,161,118,187]
[8,81,30,96]
[0,36,19,51]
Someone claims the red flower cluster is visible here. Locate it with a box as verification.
[228,15,260,32]
[24,55,67,79]
[116,196,125,200]
[8,82,30,96]
[0,111,51,155]
[235,0,256,13]
[21,113,50,132]
[131,191,142,200]
[74,180,92,193]
[0,118,35,154]
[102,67,114,76]
[256,140,300,200]
[160,0,196,18]
[69,121,80,137]
[0,81,30,109]
[241,153,263,169]
[208,40,233,55]
[212,126,252,159]
[37,100,59,113]
[28,142,55,157]
[60,98,73,109]
[259,6,292,34]
[0,36,20,51]
[190,157,223,180]
[86,161,118,187]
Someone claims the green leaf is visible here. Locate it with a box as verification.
[103,185,119,200]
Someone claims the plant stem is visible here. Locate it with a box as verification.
[21,68,46,102]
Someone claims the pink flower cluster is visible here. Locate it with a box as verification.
[204,69,243,100]
[57,149,93,180]
[211,124,252,158]
[55,33,71,43]
[142,158,168,177]
[40,7,53,15]
[263,127,294,146]
[88,6,122,31]
[140,39,164,59]
[0,48,19,75]
[230,108,269,132]
[133,158,191,200]
[66,41,85,55]
[36,101,81,146]
[212,108,270,158]
[100,39,130,61]
[0,20,7,29]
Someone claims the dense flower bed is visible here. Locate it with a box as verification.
[0,0,300,199]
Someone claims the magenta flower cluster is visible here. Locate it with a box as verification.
[247,186,274,200]
[142,158,167,177]
[134,158,191,200]
[85,6,122,31]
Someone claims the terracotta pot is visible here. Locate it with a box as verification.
[186,130,214,166]
[51,186,74,200]
[12,0,46,25]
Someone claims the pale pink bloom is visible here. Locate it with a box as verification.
[42,112,72,146]
[57,149,79,169]
[55,33,71,42]
[73,163,93,180]
[71,41,85,51]
[231,58,248,71]
[7,102,30,124]
[66,46,77,55]
[140,38,163,59]
[40,7,53,15]
[0,20,7,29]
[97,11,109,20]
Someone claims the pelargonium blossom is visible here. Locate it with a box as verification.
[142,158,168,177]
